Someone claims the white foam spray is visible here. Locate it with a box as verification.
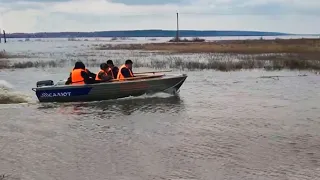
[0,80,31,104]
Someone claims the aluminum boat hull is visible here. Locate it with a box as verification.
[33,74,187,103]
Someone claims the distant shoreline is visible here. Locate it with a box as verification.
[0,29,296,38]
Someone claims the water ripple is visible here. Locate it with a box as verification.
[0,41,320,179]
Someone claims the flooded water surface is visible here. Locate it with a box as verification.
[0,37,320,180]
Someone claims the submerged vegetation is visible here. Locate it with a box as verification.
[0,50,11,59]
[1,38,320,72]
[169,37,206,42]
[0,60,9,69]
[1,53,319,71]
[0,50,29,59]
[90,38,320,71]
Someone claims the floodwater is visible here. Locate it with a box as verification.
[0,36,320,180]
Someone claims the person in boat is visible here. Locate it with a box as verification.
[95,63,112,82]
[85,68,96,80]
[117,59,134,80]
[106,59,119,79]
[65,61,96,85]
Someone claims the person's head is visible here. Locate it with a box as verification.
[107,60,114,67]
[74,61,85,70]
[125,59,133,69]
[100,63,108,71]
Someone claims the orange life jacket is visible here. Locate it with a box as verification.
[95,70,107,80]
[117,64,133,80]
[71,69,85,84]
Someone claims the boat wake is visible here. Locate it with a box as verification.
[0,80,32,104]
[117,92,176,101]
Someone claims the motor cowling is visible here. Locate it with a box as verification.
[36,80,54,87]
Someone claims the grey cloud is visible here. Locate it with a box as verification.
[0,0,68,11]
[111,0,183,5]
[0,0,71,2]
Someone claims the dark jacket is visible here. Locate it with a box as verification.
[107,66,119,79]
[120,67,134,78]
[110,66,119,79]
[86,69,96,79]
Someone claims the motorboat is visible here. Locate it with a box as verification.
[32,72,187,103]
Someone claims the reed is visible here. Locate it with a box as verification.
[0,59,9,69]
[0,59,116,69]
[169,37,206,42]
[1,54,319,71]
[2,38,320,71]
[0,174,8,180]
[166,57,320,71]
[0,50,30,59]
[0,50,10,59]
[11,61,61,69]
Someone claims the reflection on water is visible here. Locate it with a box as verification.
[1,71,320,180]
[36,93,185,117]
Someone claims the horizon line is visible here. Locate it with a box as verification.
[2,29,293,34]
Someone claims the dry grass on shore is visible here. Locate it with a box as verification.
[95,38,320,54]
[92,38,320,71]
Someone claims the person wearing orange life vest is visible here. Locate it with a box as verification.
[106,59,119,79]
[65,61,96,85]
[95,63,112,82]
[117,59,134,80]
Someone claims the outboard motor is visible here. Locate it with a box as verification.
[36,80,54,87]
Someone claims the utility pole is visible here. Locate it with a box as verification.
[0,11,3,43]
[3,30,6,43]
[176,12,179,42]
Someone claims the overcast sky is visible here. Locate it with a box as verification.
[0,0,319,34]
